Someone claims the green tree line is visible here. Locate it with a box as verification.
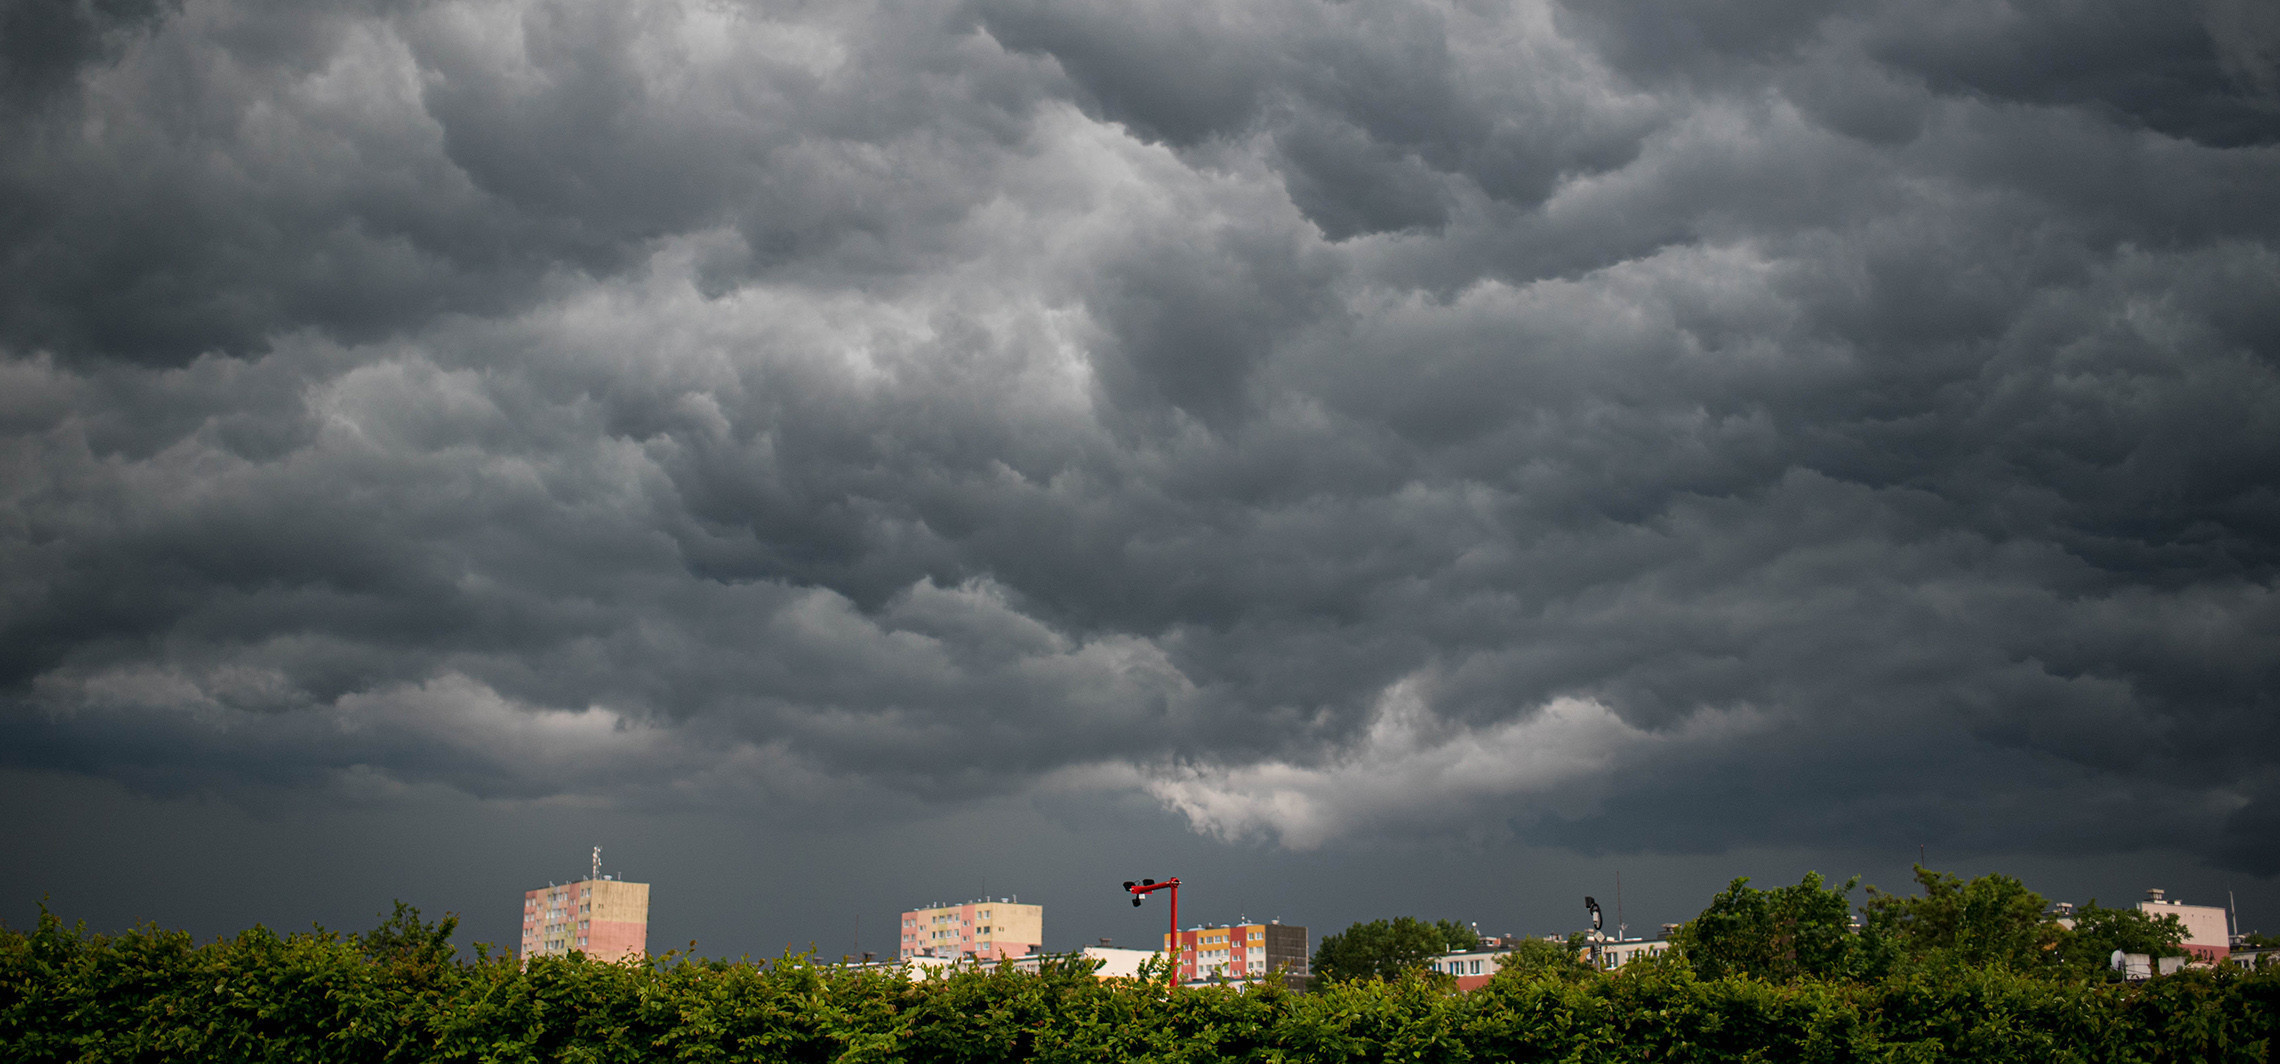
[4,897,2276,1063]
[1668,867,2202,983]
[1310,866,2218,988]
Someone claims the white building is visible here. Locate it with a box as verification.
[1429,935,1673,990]
[1589,936,1675,970]
[1010,945,1160,979]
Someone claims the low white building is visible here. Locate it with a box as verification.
[1010,946,1160,979]
[1430,935,1674,990]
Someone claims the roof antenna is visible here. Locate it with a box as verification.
[592,846,602,882]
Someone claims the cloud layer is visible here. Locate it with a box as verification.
[3,0,2277,871]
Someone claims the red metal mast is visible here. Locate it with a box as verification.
[1122,876,1182,978]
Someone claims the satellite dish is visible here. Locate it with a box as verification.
[1132,898,1143,907]
[1123,881,1136,889]
[1586,896,1603,931]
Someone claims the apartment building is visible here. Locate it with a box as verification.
[520,863,649,962]
[899,898,1042,961]
[1164,921,1308,989]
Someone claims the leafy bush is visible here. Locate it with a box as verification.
[1492,937,1594,982]
[1861,866,2062,972]
[1670,872,1876,982]
[1310,917,1479,985]
[2057,901,2189,976]
[2,903,2275,1063]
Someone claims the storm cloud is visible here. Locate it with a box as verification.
[4,0,2278,898]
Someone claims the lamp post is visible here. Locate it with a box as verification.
[1123,877,1181,979]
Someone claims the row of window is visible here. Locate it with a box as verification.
[525,887,593,908]
[1193,947,1262,960]
[906,907,1024,928]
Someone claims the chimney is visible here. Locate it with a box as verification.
[2146,888,2167,903]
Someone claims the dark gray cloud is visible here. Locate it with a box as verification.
[0,0,178,109]
[3,0,2278,946]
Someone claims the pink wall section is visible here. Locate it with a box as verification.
[585,919,647,962]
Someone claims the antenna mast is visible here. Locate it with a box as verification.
[592,846,602,881]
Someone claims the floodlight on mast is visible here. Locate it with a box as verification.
[1122,877,1182,974]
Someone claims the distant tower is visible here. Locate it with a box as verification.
[520,850,649,962]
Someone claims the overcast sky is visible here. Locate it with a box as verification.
[4,0,2278,958]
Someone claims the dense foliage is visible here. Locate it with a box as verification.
[1673,867,2189,984]
[1492,937,1596,982]
[1311,917,1481,984]
[1861,868,2063,970]
[1673,872,1872,982]
[4,902,2275,1063]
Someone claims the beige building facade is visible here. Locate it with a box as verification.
[899,898,1042,961]
[2139,888,2231,963]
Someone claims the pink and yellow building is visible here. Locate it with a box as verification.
[899,898,1042,961]
[520,875,649,962]
[1164,921,1308,988]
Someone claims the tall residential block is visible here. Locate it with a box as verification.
[521,873,650,962]
[899,898,1042,961]
[1165,921,1307,988]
